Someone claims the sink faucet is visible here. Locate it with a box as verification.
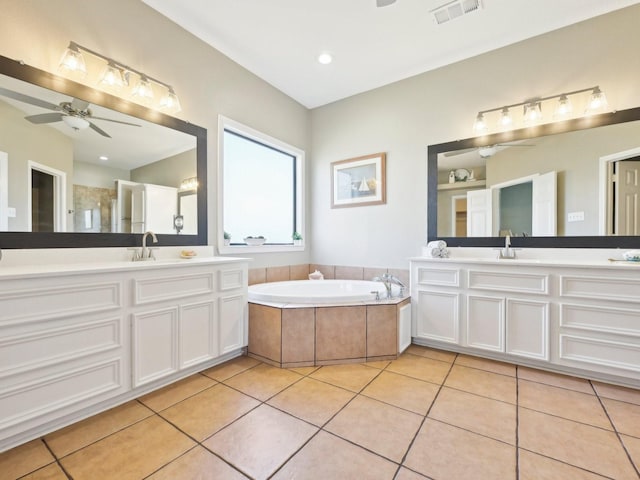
[498,234,517,259]
[373,273,407,298]
[141,231,158,260]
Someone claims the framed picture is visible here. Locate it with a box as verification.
[331,152,386,208]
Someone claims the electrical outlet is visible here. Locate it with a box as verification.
[567,211,585,222]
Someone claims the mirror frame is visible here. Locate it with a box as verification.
[428,106,640,248]
[0,55,207,249]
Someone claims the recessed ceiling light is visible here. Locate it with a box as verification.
[317,53,333,65]
[99,155,108,161]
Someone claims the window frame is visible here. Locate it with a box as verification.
[217,115,305,254]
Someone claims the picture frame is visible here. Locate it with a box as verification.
[331,152,386,208]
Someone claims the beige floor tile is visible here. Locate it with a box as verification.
[519,379,611,429]
[224,363,302,401]
[203,405,317,480]
[161,383,259,441]
[455,354,516,376]
[404,419,516,480]
[594,381,640,405]
[519,449,610,480]
[518,407,637,479]
[60,416,195,480]
[325,395,423,462]
[518,366,593,394]
[201,356,260,381]
[361,370,439,415]
[621,434,640,472]
[19,463,68,480]
[309,363,381,392]
[386,353,451,384]
[271,430,398,480]
[602,397,640,437]
[267,377,355,426]
[429,387,516,444]
[0,439,54,479]
[404,344,457,363]
[444,365,516,403]
[394,467,429,480]
[45,401,153,458]
[147,446,248,479]
[285,366,319,376]
[364,359,391,369]
[139,374,216,412]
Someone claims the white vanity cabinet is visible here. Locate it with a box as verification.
[0,258,248,452]
[411,258,640,387]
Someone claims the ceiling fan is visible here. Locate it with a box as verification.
[0,87,140,138]
[376,0,397,7]
[445,142,535,159]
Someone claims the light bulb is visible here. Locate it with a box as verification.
[524,102,542,124]
[473,113,487,133]
[554,94,573,119]
[58,44,87,78]
[99,62,125,91]
[586,87,608,114]
[159,88,182,114]
[498,108,513,128]
[132,76,154,104]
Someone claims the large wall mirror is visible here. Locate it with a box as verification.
[0,55,207,249]
[428,107,640,248]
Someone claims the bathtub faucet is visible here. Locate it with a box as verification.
[373,273,406,298]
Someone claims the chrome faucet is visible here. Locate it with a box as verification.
[129,231,158,261]
[373,273,407,298]
[498,234,517,259]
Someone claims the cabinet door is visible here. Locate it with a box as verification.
[219,294,246,355]
[415,290,460,344]
[180,301,218,369]
[506,298,549,360]
[132,307,178,387]
[467,295,504,352]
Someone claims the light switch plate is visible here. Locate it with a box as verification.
[567,211,585,222]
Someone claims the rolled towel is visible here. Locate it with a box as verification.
[429,246,450,258]
[427,240,447,249]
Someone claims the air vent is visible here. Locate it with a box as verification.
[431,0,482,25]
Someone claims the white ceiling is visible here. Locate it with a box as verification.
[142,0,639,109]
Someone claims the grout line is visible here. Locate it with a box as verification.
[39,438,73,480]
[591,380,640,478]
[517,447,619,480]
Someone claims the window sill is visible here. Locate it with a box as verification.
[218,244,305,255]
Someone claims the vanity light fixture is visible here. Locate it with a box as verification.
[58,41,181,114]
[180,177,198,191]
[472,86,607,134]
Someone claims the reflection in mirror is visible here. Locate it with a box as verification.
[428,107,640,248]
[0,54,206,249]
[0,73,196,234]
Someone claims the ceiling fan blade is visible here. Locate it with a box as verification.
[376,0,396,7]
[25,112,64,124]
[88,121,112,138]
[89,116,142,127]
[70,98,90,112]
[0,87,61,111]
[444,147,475,157]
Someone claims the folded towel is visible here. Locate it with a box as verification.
[427,240,447,249]
[429,246,450,258]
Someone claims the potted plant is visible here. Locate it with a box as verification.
[223,231,231,246]
[292,231,303,246]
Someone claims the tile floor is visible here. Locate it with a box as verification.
[2,345,640,479]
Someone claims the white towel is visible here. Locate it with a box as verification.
[427,240,447,249]
[429,246,450,258]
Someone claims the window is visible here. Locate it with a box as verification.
[218,116,304,250]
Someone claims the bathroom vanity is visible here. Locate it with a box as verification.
[411,255,640,388]
[0,256,248,452]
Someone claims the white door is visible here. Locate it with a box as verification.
[115,180,140,233]
[532,171,557,236]
[130,184,146,233]
[615,160,640,235]
[467,189,492,237]
[144,184,178,234]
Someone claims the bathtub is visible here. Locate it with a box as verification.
[248,279,401,304]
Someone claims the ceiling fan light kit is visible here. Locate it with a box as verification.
[58,41,181,114]
[472,85,609,135]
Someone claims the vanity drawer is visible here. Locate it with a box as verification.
[559,334,640,373]
[560,303,640,336]
[468,270,548,295]
[560,275,640,304]
[133,270,215,305]
[415,267,460,287]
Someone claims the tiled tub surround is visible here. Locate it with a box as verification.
[249,298,411,368]
[2,347,639,480]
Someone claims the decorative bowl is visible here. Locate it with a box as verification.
[244,236,266,246]
[623,250,640,262]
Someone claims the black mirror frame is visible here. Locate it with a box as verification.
[0,55,207,249]
[428,106,640,249]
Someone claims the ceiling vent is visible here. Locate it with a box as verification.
[431,0,482,25]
